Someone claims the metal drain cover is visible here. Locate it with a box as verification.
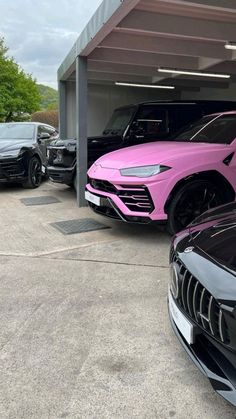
[51,218,110,235]
[21,196,61,206]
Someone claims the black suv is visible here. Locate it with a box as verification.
[47,100,236,188]
[0,122,58,188]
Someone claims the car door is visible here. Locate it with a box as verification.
[128,105,169,144]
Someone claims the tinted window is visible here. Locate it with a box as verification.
[174,114,236,144]
[43,125,57,136]
[104,107,136,134]
[0,124,35,140]
[168,105,202,134]
[37,125,57,138]
[135,106,168,136]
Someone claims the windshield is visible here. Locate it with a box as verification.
[103,107,136,135]
[0,124,35,140]
[173,114,236,144]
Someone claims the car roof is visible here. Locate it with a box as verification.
[115,100,236,111]
[138,100,236,106]
[0,122,56,127]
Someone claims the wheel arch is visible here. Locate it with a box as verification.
[164,170,235,214]
[22,150,42,175]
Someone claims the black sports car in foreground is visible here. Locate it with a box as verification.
[0,122,58,188]
[168,202,236,406]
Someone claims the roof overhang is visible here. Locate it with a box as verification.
[58,0,236,92]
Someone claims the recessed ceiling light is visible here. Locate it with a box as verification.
[225,42,236,50]
[158,68,230,79]
[115,82,175,89]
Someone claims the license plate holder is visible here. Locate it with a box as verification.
[85,191,101,206]
[169,289,195,345]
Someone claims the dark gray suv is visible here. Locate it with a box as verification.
[0,122,58,188]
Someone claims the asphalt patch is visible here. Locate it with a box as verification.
[50,218,110,235]
[21,196,61,206]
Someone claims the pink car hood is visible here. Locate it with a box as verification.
[96,141,229,169]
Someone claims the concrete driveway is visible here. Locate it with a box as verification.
[0,181,235,419]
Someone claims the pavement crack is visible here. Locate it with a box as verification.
[0,253,169,269]
[39,255,169,269]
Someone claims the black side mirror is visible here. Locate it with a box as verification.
[38,132,50,141]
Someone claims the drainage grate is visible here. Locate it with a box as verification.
[51,218,110,235]
[21,196,61,206]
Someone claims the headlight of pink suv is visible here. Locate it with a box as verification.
[120,164,171,177]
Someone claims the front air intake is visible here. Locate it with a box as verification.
[170,249,230,345]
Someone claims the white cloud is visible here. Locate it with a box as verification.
[0,0,103,89]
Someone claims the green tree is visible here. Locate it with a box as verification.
[0,38,40,122]
[37,84,58,110]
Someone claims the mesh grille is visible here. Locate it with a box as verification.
[90,179,117,194]
[0,158,24,178]
[170,249,230,345]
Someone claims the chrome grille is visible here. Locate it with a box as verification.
[170,250,230,345]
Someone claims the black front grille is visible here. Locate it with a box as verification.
[0,158,24,179]
[170,249,230,345]
[89,179,154,214]
[89,178,117,194]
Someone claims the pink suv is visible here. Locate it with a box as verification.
[86,112,236,234]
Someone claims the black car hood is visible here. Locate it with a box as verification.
[0,139,32,154]
[189,202,236,274]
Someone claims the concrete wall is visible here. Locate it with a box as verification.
[63,81,181,138]
[181,83,236,102]
[63,81,236,139]
[88,83,181,136]
[65,81,76,138]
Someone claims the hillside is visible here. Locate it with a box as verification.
[37,84,58,110]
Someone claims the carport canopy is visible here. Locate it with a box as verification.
[58,0,236,206]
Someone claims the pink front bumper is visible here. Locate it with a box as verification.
[86,179,168,222]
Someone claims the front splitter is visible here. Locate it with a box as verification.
[168,303,236,407]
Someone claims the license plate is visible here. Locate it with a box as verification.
[41,166,46,174]
[85,191,101,206]
[169,289,195,344]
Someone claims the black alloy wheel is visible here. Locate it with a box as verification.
[23,156,42,189]
[167,179,225,235]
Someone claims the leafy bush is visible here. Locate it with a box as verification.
[31,110,59,129]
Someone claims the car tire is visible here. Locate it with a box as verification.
[167,179,225,235]
[22,156,42,189]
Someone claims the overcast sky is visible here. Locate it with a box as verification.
[0,0,103,89]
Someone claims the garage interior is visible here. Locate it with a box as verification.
[57,0,236,205]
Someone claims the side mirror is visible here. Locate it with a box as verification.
[38,132,50,141]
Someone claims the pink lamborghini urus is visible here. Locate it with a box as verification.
[86,112,236,234]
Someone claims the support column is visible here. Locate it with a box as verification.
[76,56,88,207]
[58,80,67,139]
